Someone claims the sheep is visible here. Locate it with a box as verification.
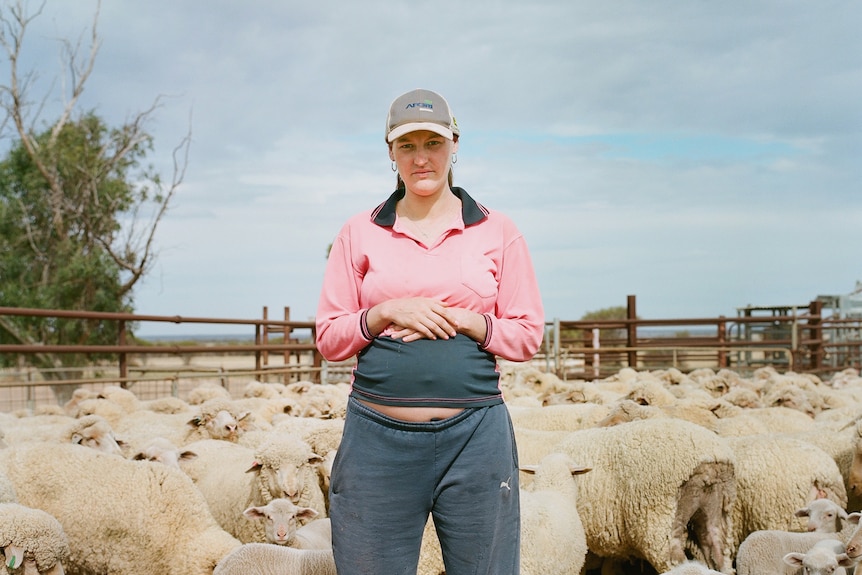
[783,538,855,575]
[724,434,848,550]
[658,560,725,575]
[0,442,241,575]
[242,498,320,547]
[63,414,125,456]
[182,434,325,544]
[186,382,232,405]
[0,470,16,504]
[548,418,737,573]
[518,452,591,575]
[795,498,850,534]
[212,543,336,575]
[506,403,611,432]
[0,502,69,575]
[184,397,255,443]
[131,436,199,469]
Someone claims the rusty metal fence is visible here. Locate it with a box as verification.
[2,296,861,411]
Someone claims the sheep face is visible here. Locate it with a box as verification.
[243,499,318,545]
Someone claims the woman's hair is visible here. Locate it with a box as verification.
[393,134,458,191]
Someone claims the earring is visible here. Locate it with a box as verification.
[391,161,397,172]
[451,153,458,164]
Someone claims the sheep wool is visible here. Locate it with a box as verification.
[551,418,737,574]
[212,543,336,575]
[0,442,241,575]
[0,502,69,575]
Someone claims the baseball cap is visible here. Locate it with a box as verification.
[385,89,459,143]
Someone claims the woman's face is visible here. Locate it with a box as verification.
[389,130,458,197]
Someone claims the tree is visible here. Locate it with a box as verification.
[0,1,190,403]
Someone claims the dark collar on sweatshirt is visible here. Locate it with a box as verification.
[371,186,489,228]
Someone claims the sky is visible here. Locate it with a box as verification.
[11,1,862,336]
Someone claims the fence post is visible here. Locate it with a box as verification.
[118,319,128,388]
[808,300,823,371]
[627,295,637,369]
[283,307,291,384]
[717,317,727,368]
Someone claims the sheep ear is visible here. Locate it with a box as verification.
[308,454,324,465]
[245,461,263,474]
[570,466,592,475]
[132,453,147,461]
[783,552,804,567]
[838,554,855,568]
[794,508,810,518]
[243,506,265,520]
[519,465,539,475]
[187,416,203,428]
[179,451,198,462]
[70,432,84,445]
[848,512,862,525]
[4,545,24,569]
[296,507,319,521]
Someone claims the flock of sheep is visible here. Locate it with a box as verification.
[1,362,862,574]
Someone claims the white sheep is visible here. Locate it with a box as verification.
[63,414,125,456]
[549,418,737,574]
[735,530,839,575]
[0,442,241,575]
[182,434,325,544]
[212,543,336,575]
[0,502,69,575]
[131,436,199,469]
[724,434,848,550]
[518,452,591,575]
[783,538,855,575]
[795,498,850,534]
[242,498,320,546]
[183,397,255,443]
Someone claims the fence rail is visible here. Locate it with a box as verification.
[1,296,861,411]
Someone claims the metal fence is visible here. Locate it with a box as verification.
[2,296,860,411]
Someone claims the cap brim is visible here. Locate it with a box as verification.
[387,122,454,143]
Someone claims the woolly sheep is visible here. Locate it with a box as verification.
[0,471,16,504]
[0,442,241,575]
[63,414,125,456]
[242,498,320,547]
[186,382,232,405]
[549,418,737,573]
[184,397,255,443]
[783,538,855,575]
[735,530,837,575]
[518,452,591,575]
[212,543,336,575]
[0,502,69,575]
[724,434,848,550]
[182,435,325,544]
[131,436,199,469]
[507,403,611,432]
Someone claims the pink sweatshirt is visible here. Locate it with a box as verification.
[315,187,545,365]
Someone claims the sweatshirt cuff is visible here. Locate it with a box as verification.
[359,309,374,341]
[480,313,493,349]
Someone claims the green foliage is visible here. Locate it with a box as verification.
[0,113,145,364]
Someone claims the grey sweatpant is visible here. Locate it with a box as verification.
[329,396,521,575]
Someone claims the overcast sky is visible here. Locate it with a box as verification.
[16,1,862,336]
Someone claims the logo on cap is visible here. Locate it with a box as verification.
[406,99,434,112]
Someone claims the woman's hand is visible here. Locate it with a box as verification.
[368,298,487,343]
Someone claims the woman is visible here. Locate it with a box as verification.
[315,88,545,575]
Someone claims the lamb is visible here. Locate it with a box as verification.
[783,538,855,575]
[736,530,843,575]
[182,435,325,544]
[0,442,241,575]
[518,452,591,575]
[548,418,737,573]
[242,498,321,547]
[0,502,70,575]
[212,543,336,575]
[795,498,850,534]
